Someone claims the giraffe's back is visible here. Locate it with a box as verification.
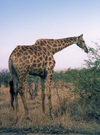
[9,42,53,79]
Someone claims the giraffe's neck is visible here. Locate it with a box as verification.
[47,36,77,54]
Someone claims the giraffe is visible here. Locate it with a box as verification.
[9,34,88,118]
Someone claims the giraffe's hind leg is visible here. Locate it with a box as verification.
[18,73,29,116]
[19,83,28,115]
[15,92,19,121]
[41,78,46,113]
[18,81,32,121]
[13,77,19,119]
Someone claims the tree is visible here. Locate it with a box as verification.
[73,43,100,120]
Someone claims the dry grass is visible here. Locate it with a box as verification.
[0,81,100,134]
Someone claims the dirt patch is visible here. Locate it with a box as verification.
[1,133,86,135]
[0,126,98,135]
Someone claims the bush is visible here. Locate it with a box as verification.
[0,69,10,87]
[72,44,100,120]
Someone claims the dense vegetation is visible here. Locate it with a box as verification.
[0,69,10,87]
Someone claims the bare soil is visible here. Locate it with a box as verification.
[1,133,86,135]
[0,133,87,135]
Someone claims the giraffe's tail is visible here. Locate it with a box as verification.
[9,80,15,109]
[9,60,15,109]
[9,59,18,110]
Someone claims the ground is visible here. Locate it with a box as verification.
[0,80,100,135]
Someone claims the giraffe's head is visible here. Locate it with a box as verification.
[76,34,88,53]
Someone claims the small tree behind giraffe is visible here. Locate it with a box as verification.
[27,77,39,100]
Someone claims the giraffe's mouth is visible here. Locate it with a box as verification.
[84,46,89,53]
[85,48,88,53]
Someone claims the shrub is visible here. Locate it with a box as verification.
[72,44,100,120]
[0,69,10,87]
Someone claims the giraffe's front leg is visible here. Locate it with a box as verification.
[47,70,53,118]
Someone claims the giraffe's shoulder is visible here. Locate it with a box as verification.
[35,39,46,43]
[15,45,22,50]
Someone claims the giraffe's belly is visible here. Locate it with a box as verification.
[29,67,47,78]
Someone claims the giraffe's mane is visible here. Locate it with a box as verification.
[35,38,54,43]
[35,36,77,43]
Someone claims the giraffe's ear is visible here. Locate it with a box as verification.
[78,34,83,39]
[80,34,83,37]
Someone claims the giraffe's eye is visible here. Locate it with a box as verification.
[82,41,85,43]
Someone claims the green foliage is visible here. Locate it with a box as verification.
[53,69,78,82]
[65,68,79,82]
[72,44,100,120]
[0,69,40,87]
[27,74,36,83]
[53,71,65,81]
[0,69,11,87]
